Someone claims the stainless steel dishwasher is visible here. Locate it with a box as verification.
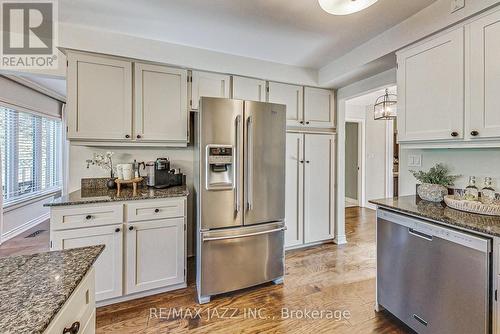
[377,209,491,334]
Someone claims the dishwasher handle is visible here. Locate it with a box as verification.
[409,228,433,241]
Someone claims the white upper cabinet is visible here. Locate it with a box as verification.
[232,76,266,102]
[285,133,304,248]
[125,218,185,294]
[397,28,464,142]
[303,134,335,244]
[67,52,133,141]
[134,63,188,142]
[304,87,335,128]
[268,82,304,127]
[469,10,500,139]
[191,71,230,109]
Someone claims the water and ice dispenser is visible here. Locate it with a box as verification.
[205,145,234,190]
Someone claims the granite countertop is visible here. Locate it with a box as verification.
[0,245,104,334]
[370,195,500,237]
[45,184,189,207]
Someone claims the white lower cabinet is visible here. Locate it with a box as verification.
[50,197,187,305]
[284,132,335,248]
[125,218,185,294]
[51,225,123,301]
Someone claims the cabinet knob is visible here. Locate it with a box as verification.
[128,226,134,231]
[115,228,120,233]
[63,321,80,334]
[299,160,304,164]
[471,130,479,137]
[299,121,304,124]
[154,208,160,213]
[451,131,459,137]
[85,215,92,220]
[125,134,130,139]
[306,160,310,164]
[136,134,141,139]
[305,121,310,125]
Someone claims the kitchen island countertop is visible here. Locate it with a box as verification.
[370,195,500,237]
[45,184,189,207]
[0,245,104,334]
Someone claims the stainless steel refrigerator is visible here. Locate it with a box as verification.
[194,97,286,304]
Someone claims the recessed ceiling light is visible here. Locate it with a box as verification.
[318,0,379,15]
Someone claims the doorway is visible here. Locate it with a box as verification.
[344,86,397,209]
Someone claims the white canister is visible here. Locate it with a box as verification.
[122,164,133,180]
[116,164,124,180]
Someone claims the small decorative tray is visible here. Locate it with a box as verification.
[444,195,500,216]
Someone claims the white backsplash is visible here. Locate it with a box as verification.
[399,148,500,196]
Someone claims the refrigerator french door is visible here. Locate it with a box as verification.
[195,97,286,304]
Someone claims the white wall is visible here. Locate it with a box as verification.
[399,148,500,196]
[68,144,196,256]
[345,122,358,200]
[2,196,54,241]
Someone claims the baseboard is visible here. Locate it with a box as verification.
[345,197,359,207]
[96,282,187,307]
[1,212,49,243]
[333,235,347,245]
[285,239,334,251]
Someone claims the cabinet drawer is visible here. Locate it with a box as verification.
[126,198,185,222]
[51,204,123,230]
[44,267,95,334]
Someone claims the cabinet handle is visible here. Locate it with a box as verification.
[471,130,479,137]
[63,321,80,334]
[154,208,160,213]
[136,134,141,139]
[450,131,459,137]
[125,134,130,139]
[128,226,134,231]
[85,215,92,220]
[115,228,120,233]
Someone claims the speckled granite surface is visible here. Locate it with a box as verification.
[0,245,104,334]
[370,196,500,237]
[45,184,189,207]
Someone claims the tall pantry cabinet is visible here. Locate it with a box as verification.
[272,83,336,248]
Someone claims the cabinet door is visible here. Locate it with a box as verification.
[125,218,185,294]
[285,133,304,247]
[469,10,500,139]
[51,225,123,301]
[67,52,132,141]
[304,87,334,128]
[191,71,230,109]
[268,82,304,127]
[397,28,464,142]
[232,76,266,102]
[134,63,188,142]
[304,134,335,243]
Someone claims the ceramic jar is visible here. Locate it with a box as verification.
[417,183,448,202]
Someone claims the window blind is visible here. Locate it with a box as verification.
[0,106,62,205]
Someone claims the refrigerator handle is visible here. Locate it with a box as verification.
[246,115,253,211]
[234,115,241,213]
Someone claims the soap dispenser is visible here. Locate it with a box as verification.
[465,176,479,201]
[481,177,496,205]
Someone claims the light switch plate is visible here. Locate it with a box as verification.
[451,0,465,13]
[408,154,422,168]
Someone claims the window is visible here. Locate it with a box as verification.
[0,106,62,205]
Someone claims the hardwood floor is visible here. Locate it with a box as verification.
[0,208,412,333]
[96,208,412,334]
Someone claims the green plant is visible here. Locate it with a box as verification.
[410,163,460,187]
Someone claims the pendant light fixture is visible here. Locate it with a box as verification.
[318,0,379,16]
[374,89,397,120]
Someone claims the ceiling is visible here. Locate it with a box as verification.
[59,0,436,69]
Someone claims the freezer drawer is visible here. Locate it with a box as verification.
[199,222,285,297]
[377,209,490,334]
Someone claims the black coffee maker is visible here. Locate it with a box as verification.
[145,158,184,188]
